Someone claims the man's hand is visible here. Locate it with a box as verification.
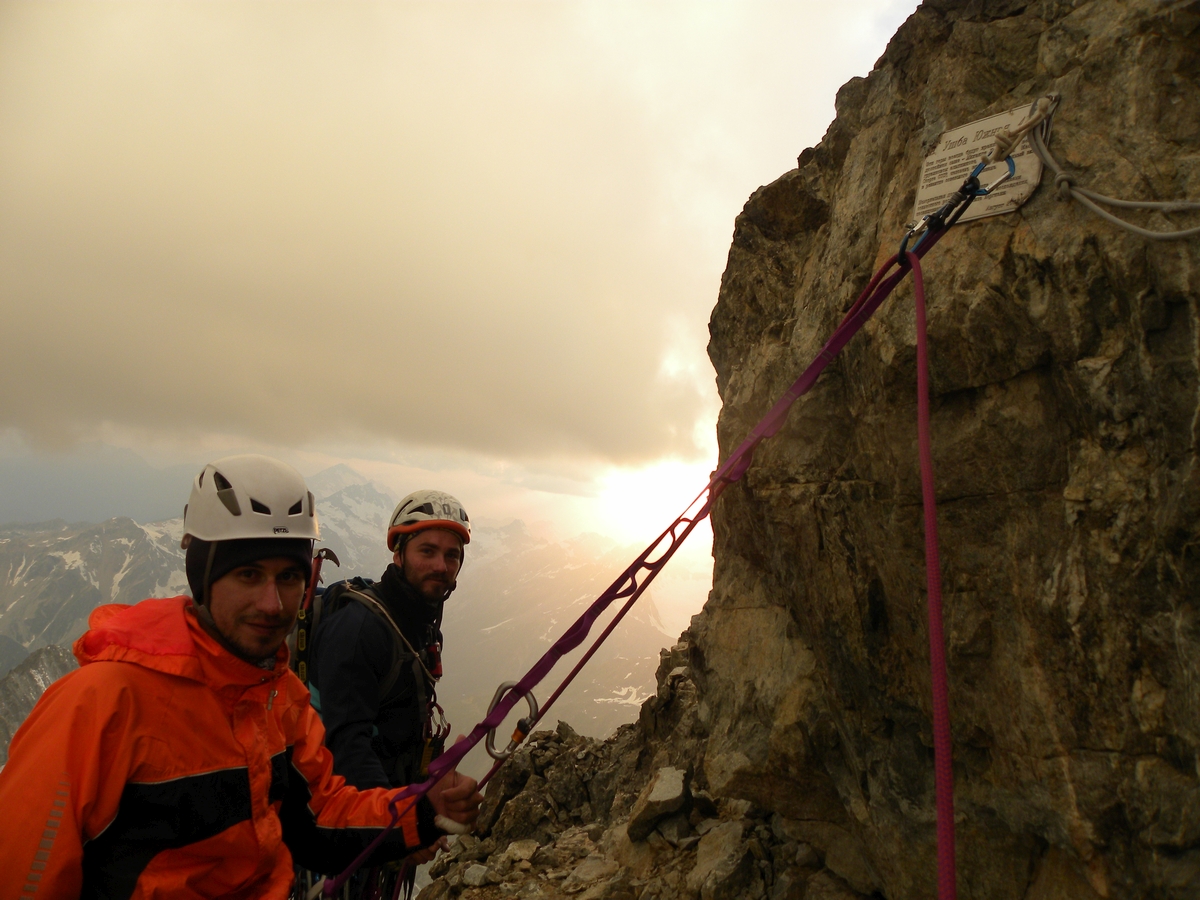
[408,835,449,865]
[425,736,484,833]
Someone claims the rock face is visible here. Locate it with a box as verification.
[701,1,1200,898]
[626,767,688,841]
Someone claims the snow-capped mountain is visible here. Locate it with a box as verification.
[0,517,187,651]
[0,635,27,678]
[0,472,398,651]
[308,463,392,503]
[313,481,397,579]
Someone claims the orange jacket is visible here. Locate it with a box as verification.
[0,597,438,900]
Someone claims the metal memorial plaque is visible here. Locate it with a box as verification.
[914,105,1044,224]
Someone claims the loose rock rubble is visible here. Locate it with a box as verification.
[419,641,875,900]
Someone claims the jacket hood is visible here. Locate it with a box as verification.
[73,596,290,687]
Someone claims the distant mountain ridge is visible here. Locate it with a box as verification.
[0,517,188,651]
[314,481,397,577]
[0,635,27,678]
[308,463,397,504]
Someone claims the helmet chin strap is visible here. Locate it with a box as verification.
[200,541,218,606]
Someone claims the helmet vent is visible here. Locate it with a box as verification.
[212,469,242,516]
[308,491,315,517]
[250,498,272,515]
[216,490,240,516]
[288,499,303,516]
[412,503,435,517]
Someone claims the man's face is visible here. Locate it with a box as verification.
[395,528,463,600]
[207,556,306,664]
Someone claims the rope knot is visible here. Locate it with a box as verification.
[1053,171,1073,200]
[990,127,1019,163]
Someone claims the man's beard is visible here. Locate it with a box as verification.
[195,603,289,667]
[404,565,455,603]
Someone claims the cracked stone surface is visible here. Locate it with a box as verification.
[626,767,688,841]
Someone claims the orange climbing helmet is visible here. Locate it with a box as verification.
[385,490,471,551]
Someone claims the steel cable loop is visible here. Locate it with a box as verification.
[1027,97,1200,240]
[984,94,1056,166]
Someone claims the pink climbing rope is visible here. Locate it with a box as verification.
[909,250,956,900]
[324,178,984,898]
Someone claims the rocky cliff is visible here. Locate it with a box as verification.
[419,2,1199,899]
[702,0,1199,897]
[421,645,878,900]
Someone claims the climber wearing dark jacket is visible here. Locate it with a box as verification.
[310,490,471,792]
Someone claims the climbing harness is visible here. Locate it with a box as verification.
[319,95,1199,900]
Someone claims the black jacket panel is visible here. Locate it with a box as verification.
[310,570,441,789]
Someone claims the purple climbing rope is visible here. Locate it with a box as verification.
[909,249,956,900]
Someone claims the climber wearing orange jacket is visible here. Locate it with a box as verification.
[0,455,482,900]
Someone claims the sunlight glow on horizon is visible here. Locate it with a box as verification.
[595,457,715,551]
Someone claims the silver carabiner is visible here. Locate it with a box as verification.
[899,215,932,256]
[485,681,539,761]
[980,156,1017,195]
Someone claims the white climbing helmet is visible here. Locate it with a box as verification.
[386,489,471,551]
[181,454,319,546]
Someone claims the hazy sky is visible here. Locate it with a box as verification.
[0,1,919,564]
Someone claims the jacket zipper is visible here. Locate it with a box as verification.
[267,690,278,711]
